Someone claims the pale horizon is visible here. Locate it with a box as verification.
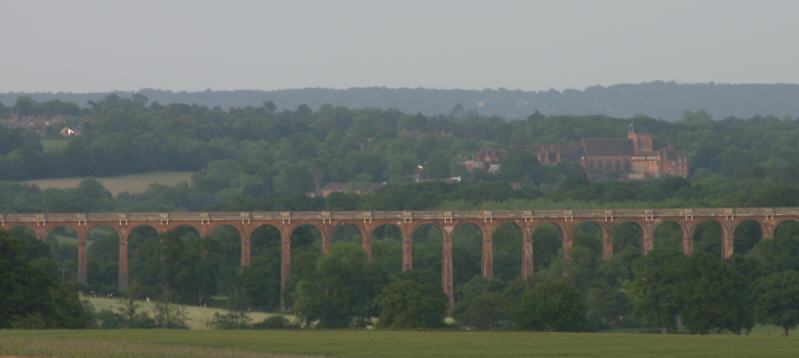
[2,0,798,92]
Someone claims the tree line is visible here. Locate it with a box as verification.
[4,82,799,120]
[5,219,799,334]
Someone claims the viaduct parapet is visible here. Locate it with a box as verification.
[2,208,794,311]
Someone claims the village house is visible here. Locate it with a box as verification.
[59,126,79,137]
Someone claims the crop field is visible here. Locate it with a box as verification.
[23,171,194,195]
[85,296,281,330]
[2,330,798,358]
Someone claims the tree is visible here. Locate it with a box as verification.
[630,249,683,333]
[453,277,512,329]
[113,288,156,328]
[153,288,188,329]
[0,230,94,328]
[377,280,446,329]
[211,279,253,329]
[753,235,799,273]
[459,291,513,330]
[514,278,586,331]
[292,244,385,328]
[584,287,635,330]
[263,101,277,113]
[755,271,799,336]
[674,252,754,334]
[499,150,540,181]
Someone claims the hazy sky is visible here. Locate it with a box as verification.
[2,0,797,92]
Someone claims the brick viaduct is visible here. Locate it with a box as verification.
[1,208,795,311]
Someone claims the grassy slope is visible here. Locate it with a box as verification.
[2,330,799,358]
[23,171,193,195]
[85,296,280,330]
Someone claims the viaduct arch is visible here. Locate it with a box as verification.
[1,208,792,312]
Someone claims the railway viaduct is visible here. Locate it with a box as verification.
[1,208,795,311]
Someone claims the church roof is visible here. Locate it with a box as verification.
[558,143,584,161]
[582,139,634,157]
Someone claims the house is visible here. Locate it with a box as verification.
[59,126,79,137]
[461,148,507,171]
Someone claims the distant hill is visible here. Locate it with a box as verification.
[2,81,799,121]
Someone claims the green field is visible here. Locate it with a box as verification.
[41,137,71,152]
[24,171,194,195]
[85,296,282,330]
[1,330,798,358]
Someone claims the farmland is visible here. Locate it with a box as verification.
[23,171,194,195]
[1,330,798,358]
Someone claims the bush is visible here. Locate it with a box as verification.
[458,291,513,330]
[378,280,447,329]
[95,309,126,329]
[514,278,587,331]
[253,315,297,330]
[210,310,251,330]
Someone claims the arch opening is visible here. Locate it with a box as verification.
[86,225,120,293]
[612,221,643,257]
[408,223,443,288]
[653,221,684,253]
[573,221,603,257]
[285,224,324,309]
[452,222,482,287]
[532,222,563,272]
[45,226,79,286]
[161,224,212,305]
[571,222,604,290]
[371,223,402,276]
[492,223,522,282]
[732,220,763,256]
[245,224,282,311]
[7,226,38,241]
[331,223,363,247]
[127,225,160,298]
[208,224,243,304]
[693,220,723,256]
[774,220,799,240]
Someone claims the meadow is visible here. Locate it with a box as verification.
[1,329,798,358]
[23,171,194,195]
[84,296,281,330]
[41,138,71,152]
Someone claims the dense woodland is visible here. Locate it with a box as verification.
[3,95,799,213]
[3,96,799,333]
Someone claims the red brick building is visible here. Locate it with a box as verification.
[578,128,688,180]
[462,127,689,181]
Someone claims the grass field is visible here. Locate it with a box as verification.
[84,296,281,330]
[24,171,194,195]
[41,138,71,153]
[1,329,798,358]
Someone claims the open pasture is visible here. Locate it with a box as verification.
[23,171,194,195]
[2,330,798,358]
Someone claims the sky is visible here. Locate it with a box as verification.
[1,0,797,92]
